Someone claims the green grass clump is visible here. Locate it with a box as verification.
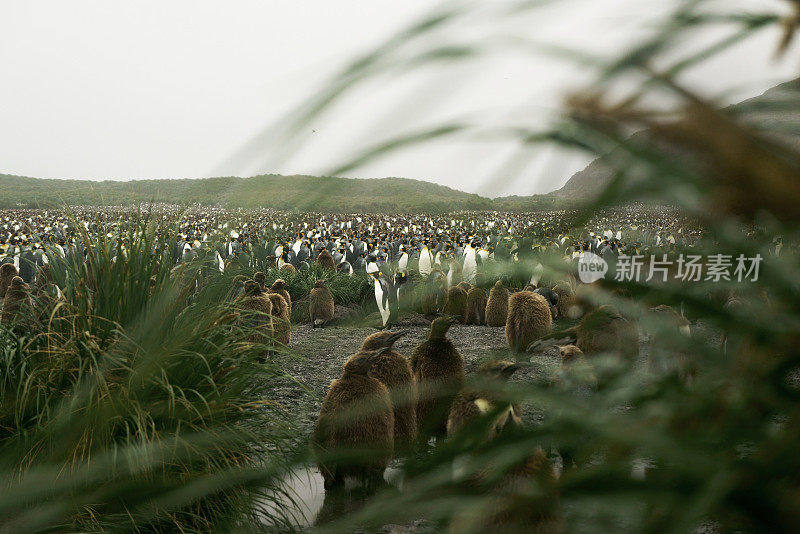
[0,216,301,532]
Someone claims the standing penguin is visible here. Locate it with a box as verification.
[397,246,409,272]
[462,244,478,283]
[253,271,268,291]
[0,263,18,298]
[410,316,465,440]
[1,276,32,326]
[371,271,397,328]
[553,282,576,320]
[505,290,552,354]
[266,292,292,345]
[418,243,432,276]
[270,278,292,315]
[316,249,336,271]
[466,285,489,325]
[312,347,395,490]
[443,285,469,324]
[351,331,417,454]
[485,280,510,327]
[236,280,274,347]
[421,269,447,315]
[309,279,335,328]
[394,271,414,311]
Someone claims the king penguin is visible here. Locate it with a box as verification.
[462,243,478,283]
[371,270,398,328]
[419,243,432,276]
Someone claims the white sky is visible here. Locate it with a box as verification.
[0,0,797,197]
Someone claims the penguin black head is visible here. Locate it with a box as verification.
[313,279,328,289]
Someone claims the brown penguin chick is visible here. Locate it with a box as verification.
[269,278,292,315]
[253,271,268,290]
[421,269,447,314]
[309,279,335,328]
[1,276,32,325]
[410,316,465,439]
[550,345,596,390]
[266,292,291,345]
[647,304,693,382]
[443,285,469,324]
[312,348,395,490]
[316,249,336,271]
[576,305,639,360]
[552,282,576,320]
[447,360,522,440]
[466,286,489,325]
[505,291,552,354]
[0,263,18,298]
[279,262,296,275]
[236,280,274,345]
[350,330,417,453]
[485,280,509,327]
[455,448,562,534]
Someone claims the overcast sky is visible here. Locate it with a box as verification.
[1,0,797,197]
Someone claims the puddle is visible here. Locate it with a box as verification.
[263,464,405,528]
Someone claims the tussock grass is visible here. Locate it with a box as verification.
[0,215,302,532]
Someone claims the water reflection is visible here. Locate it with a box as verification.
[274,464,404,528]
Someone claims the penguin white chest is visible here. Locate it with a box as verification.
[374,279,390,326]
[398,253,408,271]
[463,250,477,282]
[419,248,432,275]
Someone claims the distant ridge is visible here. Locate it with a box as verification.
[0,173,514,212]
[552,79,800,199]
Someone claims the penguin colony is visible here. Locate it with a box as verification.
[0,206,724,531]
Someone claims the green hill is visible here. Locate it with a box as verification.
[0,173,502,212]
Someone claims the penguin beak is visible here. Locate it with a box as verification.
[371,345,393,359]
[385,330,408,346]
[500,363,522,379]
